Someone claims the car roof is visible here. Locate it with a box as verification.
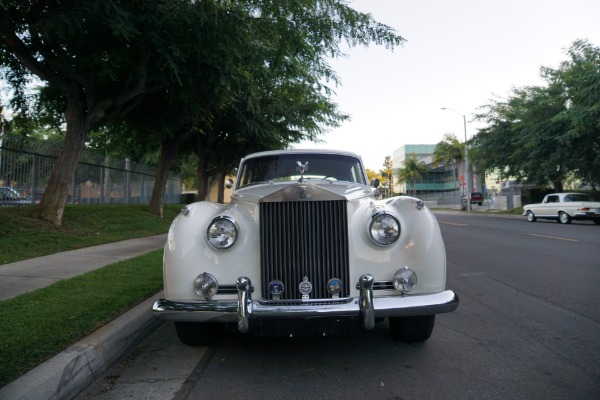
[240,149,363,162]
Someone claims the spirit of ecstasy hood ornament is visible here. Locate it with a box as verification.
[296,161,309,182]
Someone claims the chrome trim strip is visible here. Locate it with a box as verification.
[355,281,395,291]
[152,289,460,327]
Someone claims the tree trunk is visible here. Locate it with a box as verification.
[216,171,225,204]
[37,99,88,225]
[148,139,180,217]
[196,151,209,201]
[552,179,564,193]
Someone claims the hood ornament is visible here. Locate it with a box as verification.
[296,161,309,183]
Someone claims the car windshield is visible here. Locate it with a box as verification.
[237,153,367,188]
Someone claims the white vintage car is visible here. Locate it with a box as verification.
[523,192,600,224]
[152,150,459,344]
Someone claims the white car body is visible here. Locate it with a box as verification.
[523,192,600,224]
[153,149,458,344]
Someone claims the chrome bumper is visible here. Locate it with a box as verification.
[152,274,459,333]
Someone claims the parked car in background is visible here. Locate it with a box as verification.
[0,187,29,206]
[523,193,600,224]
[153,149,459,345]
[470,192,484,206]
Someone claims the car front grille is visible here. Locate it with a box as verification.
[259,200,350,300]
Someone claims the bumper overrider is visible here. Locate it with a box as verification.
[152,274,459,332]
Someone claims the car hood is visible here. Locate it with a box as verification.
[232,181,374,204]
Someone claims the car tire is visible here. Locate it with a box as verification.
[174,321,224,346]
[526,211,536,222]
[389,315,435,342]
[478,202,482,206]
[559,212,572,224]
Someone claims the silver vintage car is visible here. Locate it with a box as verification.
[152,150,459,344]
[523,192,600,224]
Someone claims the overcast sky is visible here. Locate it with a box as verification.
[294,0,600,171]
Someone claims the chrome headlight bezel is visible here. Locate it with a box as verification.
[367,211,400,246]
[207,215,239,250]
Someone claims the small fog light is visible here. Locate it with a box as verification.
[393,267,417,294]
[194,272,218,299]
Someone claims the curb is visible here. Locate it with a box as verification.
[0,293,164,400]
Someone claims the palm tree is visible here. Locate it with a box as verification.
[396,153,429,196]
[433,133,464,193]
[380,155,394,197]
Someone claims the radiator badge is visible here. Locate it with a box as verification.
[268,280,285,301]
[327,278,342,299]
[299,276,313,300]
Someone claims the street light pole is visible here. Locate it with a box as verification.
[441,107,471,212]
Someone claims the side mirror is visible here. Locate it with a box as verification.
[225,178,235,189]
[370,178,380,188]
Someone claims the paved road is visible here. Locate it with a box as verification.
[77,213,600,400]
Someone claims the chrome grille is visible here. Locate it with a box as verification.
[260,200,349,300]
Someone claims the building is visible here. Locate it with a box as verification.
[392,144,484,206]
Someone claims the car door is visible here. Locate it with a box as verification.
[542,195,560,217]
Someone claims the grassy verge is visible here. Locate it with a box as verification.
[0,204,182,264]
[0,249,164,387]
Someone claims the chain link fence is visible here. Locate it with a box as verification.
[0,134,181,205]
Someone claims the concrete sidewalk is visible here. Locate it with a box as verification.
[0,234,167,400]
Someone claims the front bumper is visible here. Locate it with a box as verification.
[152,274,459,332]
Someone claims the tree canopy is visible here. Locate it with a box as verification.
[471,39,600,191]
[396,153,428,196]
[0,0,405,224]
[433,133,464,193]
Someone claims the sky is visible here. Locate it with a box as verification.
[294,0,600,171]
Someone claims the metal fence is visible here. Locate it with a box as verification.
[0,134,181,205]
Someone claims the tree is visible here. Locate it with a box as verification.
[472,39,600,191]
[114,0,405,212]
[396,153,428,196]
[433,133,464,193]
[380,155,394,196]
[544,39,600,188]
[1,0,405,222]
[0,1,209,224]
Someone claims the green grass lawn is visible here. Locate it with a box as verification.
[0,204,181,264]
[0,204,182,387]
[0,251,164,387]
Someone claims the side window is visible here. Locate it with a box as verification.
[547,195,559,203]
[563,195,572,202]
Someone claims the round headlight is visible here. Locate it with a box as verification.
[194,272,218,299]
[393,267,417,294]
[368,212,400,246]
[207,216,238,249]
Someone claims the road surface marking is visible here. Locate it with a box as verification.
[525,233,578,242]
[439,221,468,227]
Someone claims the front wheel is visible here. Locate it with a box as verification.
[526,211,536,222]
[559,212,572,224]
[389,315,435,342]
[174,321,224,346]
